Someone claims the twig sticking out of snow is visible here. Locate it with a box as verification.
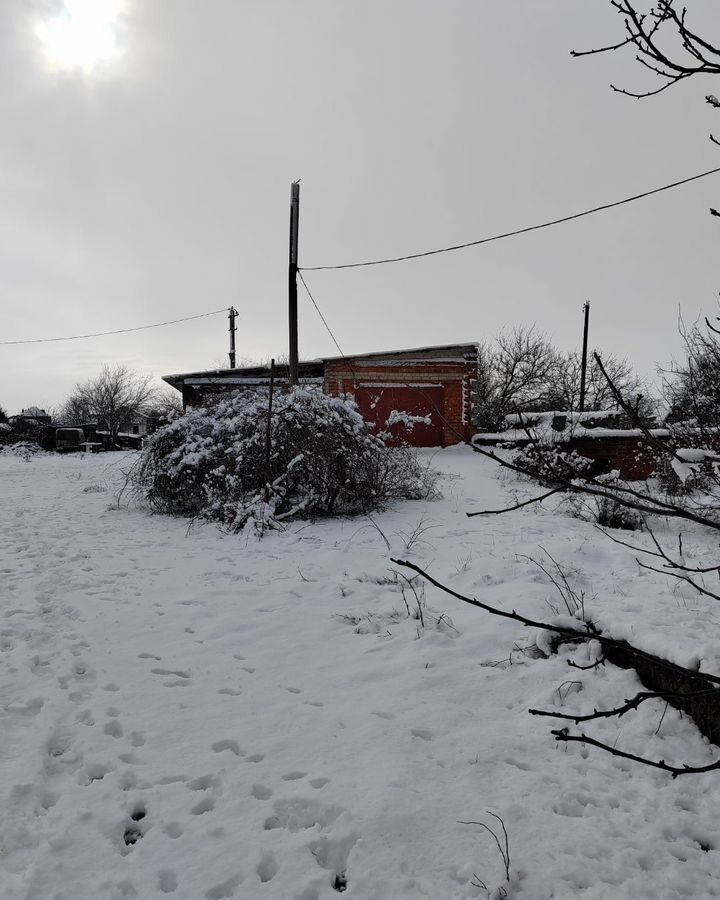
[459,812,511,892]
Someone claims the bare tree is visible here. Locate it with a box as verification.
[573,0,720,100]
[545,350,651,417]
[663,318,720,430]
[473,327,558,431]
[146,388,184,427]
[474,329,651,430]
[64,366,156,446]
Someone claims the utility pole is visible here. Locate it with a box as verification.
[228,306,238,368]
[579,301,590,414]
[288,181,300,386]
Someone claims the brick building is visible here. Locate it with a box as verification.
[322,344,478,447]
[163,343,479,448]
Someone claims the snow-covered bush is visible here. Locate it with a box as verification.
[513,445,592,483]
[130,388,438,531]
[0,440,43,460]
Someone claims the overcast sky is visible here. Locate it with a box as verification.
[1,0,719,414]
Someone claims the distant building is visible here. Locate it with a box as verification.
[9,407,52,436]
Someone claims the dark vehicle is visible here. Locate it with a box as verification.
[56,427,85,452]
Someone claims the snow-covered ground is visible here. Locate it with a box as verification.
[2,448,720,900]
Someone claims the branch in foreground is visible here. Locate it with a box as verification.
[466,487,564,518]
[392,558,720,772]
[467,436,720,534]
[552,728,720,778]
[597,525,720,574]
[530,686,720,724]
[636,558,720,603]
[390,558,596,639]
[390,558,720,686]
[571,0,720,99]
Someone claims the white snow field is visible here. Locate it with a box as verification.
[2,448,720,900]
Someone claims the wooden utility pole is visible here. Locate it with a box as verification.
[228,306,238,368]
[288,182,300,386]
[579,301,590,413]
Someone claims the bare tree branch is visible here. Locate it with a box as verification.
[466,488,564,517]
[574,1,720,99]
[551,727,720,777]
[530,686,720,724]
[390,558,720,686]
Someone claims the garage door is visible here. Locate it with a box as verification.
[354,385,445,447]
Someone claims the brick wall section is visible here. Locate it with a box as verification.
[569,436,661,480]
[324,356,477,447]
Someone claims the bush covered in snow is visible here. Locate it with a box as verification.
[0,440,43,459]
[130,388,438,531]
[513,444,593,483]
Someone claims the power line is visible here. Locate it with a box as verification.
[297,270,346,359]
[300,164,720,271]
[1,307,229,346]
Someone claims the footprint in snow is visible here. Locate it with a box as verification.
[151,667,191,688]
[257,850,278,883]
[163,822,183,839]
[190,795,215,815]
[410,728,433,742]
[104,720,123,738]
[79,761,114,785]
[158,870,178,894]
[118,752,143,765]
[264,797,342,832]
[204,874,242,899]
[188,774,219,791]
[151,667,191,679]
[212,740,243,757]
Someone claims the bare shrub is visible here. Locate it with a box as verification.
[594,496,643,531]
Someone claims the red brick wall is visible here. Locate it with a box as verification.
[569,436,660,480]
[325,359,476,447]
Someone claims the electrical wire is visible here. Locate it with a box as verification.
[300,164,720,271]
[1,307,229,346]
[297,270,346,359]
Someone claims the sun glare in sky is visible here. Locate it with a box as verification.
[37,0,124,73]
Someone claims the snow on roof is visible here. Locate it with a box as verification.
[474,410,668,445]
[162,361,325,390]
[321,342,479,363]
